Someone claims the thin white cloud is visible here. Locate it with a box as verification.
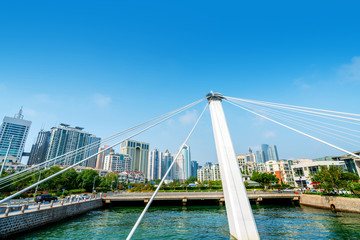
[33,94,51,103]
[179,110,198,125]
[93,94,112,107]
[293,78,311,89]
[23,108,37,117]
[263,131,276,139]
[339,56,360,82]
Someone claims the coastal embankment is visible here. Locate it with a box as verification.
[300,194,360,213]
[0,198,103,239]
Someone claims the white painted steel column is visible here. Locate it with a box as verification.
[207,93,259,240]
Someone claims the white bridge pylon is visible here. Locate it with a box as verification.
[207,92,260,240]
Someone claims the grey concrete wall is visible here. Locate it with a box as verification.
[0,199,103,238]
[300,194,360,213]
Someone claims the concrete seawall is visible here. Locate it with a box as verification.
[300,194,360,213]
[0,199,103,238]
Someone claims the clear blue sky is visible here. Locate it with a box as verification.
[1,1,360,165]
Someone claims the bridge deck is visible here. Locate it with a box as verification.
[104,191,300,202]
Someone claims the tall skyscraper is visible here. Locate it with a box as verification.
[148,148,163,180]
[172,144,192,181]
[255,150,264,164]
[268,145,279,161]
[28,130,51,165]
[191,160,199,177]
[120,139,149,176]
[181,144,191,179]
[255,144,279,163]
[86,135,102,168]
[161,149,173,179]
[96,146,115,170]
[246,148,256,163]
[45,124,101,167]
[261,144,269,162]
[0,108,31,162]
[173,152,185,181]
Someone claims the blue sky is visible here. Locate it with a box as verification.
[1,1,360,165]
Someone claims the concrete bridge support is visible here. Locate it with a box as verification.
[207,92,259,240]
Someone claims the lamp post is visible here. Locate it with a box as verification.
[92,175,98,193]
[299,176,303,193]
[0,136,14,177]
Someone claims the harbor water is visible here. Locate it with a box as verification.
[16,205,360,239]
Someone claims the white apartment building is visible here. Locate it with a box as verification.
[119,171,145,183]
[197,163,221,182]
[292,159,346,188]
[103,152,132,173]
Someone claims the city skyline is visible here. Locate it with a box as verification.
[1,2,360,165]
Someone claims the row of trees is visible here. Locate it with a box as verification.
[0,166,124,197]
[311,165,360,194]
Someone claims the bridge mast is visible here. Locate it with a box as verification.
[207,92,259,240]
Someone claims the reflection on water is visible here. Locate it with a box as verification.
[17,205,360,239]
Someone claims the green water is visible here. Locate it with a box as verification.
[17,205,360,239]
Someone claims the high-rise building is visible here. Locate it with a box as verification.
[172,144,192,181]
[86,135,102,168]
[45,124,101,167]
[246,148,256,163]
[204,162,212,168]
[148,148,163,180]
[261,144,269,162]
[161,149,173,179]
[173,152,185,181]
[255,144,279,163]
[96,146,115,170]
[28,130,51,165]
[197,163,221,182]
[103,152,132,172]
[236,154,246,166]
[181,144,191,179]
[255,150,265,164]
[191,160,199,177]
[120,140,149,176]
[268,145,279,161]
[0,108,31,162]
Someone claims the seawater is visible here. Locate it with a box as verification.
[17,205,360,239]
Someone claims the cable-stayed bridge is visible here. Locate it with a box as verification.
[1,92,360,240]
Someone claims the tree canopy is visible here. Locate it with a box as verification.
[250,171,279,188]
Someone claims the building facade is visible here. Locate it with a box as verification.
[119,171,145,184]
[197,163,221,182]
[120,140,149,176]
[95,146,115,170]
[291,159,346,188]
[28,130,51,165]
[191,160,199,177]
[103,152,132,173]
[148,148,162,180]
[0,108,31,162]
[161,149,173,179]
[45,124,101,167]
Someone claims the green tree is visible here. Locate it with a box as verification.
[100,172,119,190]
[187,176,197,183]
[76,169,99,191]
[250,171,279,188]
[311,165,359,194]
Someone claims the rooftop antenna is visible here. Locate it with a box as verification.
[14,106,24,119]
